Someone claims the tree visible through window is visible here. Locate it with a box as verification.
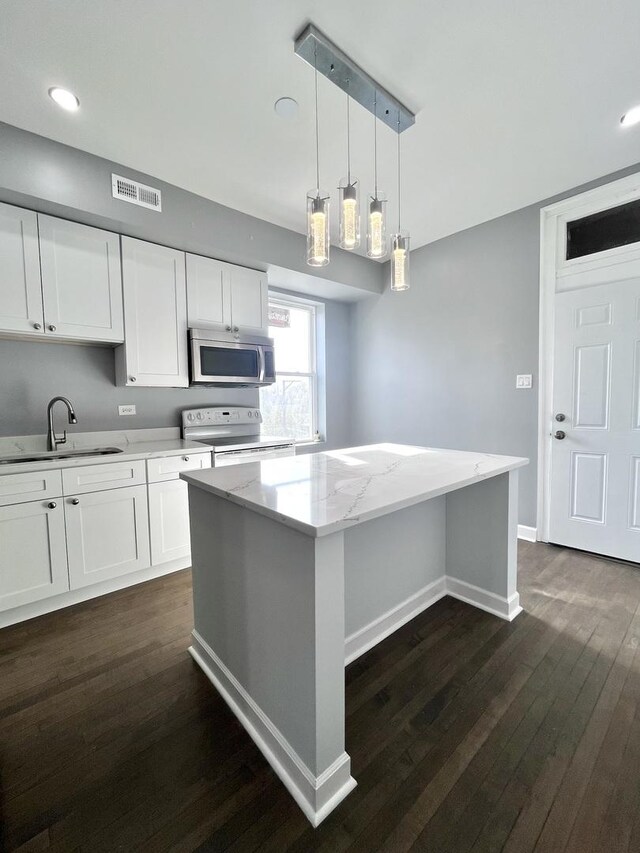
[260,298,318,442]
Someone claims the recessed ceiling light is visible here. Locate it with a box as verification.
[620,104,640,127]
[274,97,298,119]
[48,87,80,112]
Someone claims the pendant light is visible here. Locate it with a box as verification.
[390,112,410,290]
[306,44,330,267]
[338,84,360,249]
[367,93,387,259]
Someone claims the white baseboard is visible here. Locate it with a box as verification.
[517,524,538,542]
[345,576,447,665]
[445,576,522,621]
[0,556,190,629]
[189,631,357,827]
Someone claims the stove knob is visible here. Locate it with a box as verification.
[254,410,259,418]
[197,412,204,420]
[187,413,194,422]
[248,411,253,418]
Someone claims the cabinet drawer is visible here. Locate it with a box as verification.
[0,469,63,507]
[62,459,146,495]
[146,451,211,483]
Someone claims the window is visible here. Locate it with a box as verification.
[566,199,640,260]
[260,296,319,442]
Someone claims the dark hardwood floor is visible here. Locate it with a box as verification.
[1,541,639,852]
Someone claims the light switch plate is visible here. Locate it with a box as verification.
[516,374,533,389]
[118,404,136,416]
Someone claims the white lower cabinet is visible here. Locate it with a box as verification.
[65,484,151,589]
[149,479,191,565]
[0,499,69,611]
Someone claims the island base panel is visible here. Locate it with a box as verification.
[187,488,355,827]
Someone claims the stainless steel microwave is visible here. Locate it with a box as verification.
[189,329,276,387]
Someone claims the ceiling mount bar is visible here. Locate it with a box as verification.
[294,24,415,134]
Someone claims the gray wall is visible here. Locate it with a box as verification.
[0,291,352,441]
[351,162,640,528]
[0,122,382,298]
[0,338,256,436]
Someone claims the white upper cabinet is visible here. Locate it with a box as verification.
[117,237,188,387]
[186,254,267,336]
[186,254,226,329]
[38,215,124,342]
[0,202,44,335]
[228,264,268,335]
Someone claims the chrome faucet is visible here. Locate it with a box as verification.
[47,396,78,451]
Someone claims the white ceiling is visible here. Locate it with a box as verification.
[1,0,639,255]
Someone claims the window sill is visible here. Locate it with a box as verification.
[295,438,326,449]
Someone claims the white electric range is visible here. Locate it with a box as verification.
[181,406,295,467]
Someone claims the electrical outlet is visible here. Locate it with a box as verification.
[516,374,533,389]
[118,404,136,416]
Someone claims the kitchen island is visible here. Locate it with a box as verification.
[182,443,528,826]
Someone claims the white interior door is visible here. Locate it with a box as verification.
[549,277,640,562]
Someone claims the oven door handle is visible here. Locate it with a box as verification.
[258,347,266,383]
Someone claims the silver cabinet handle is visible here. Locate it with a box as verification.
[47,501,57,509]
[71,498,80,505]
[183,456,190,461]
[33,322,42,330]
[554,430,566,440]
[233,326,239,332]
[129,376,136,383]
[225,325,232,332]
[48,324,56,332]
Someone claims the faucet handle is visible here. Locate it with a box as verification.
[57,430,67,447]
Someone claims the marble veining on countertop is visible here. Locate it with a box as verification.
[0,428,211,474]
[182,443,528,537]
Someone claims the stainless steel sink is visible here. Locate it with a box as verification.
[0,447,124,465]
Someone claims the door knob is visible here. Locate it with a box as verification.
[71,498,80,505]
[554,430,566,440]
[555,413,566,422]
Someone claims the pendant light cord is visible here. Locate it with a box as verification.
[397,112,401,231]
[346,85,351,185]
[314,43,320,194]
[373,93,378,197]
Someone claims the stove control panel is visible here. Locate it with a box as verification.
[182,406,262,428]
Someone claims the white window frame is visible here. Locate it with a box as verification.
[263,293,321,443]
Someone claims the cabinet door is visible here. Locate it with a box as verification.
[148,479,191,565]
[118,237,188,387]
[65,485,150,588]
[0,500,68,613]
[228,265,268,335]
[38,215,124,342]
[0,202,44,335]
[186,253,229,331]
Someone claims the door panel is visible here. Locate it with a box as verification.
[39,215,124,342]
[228,266,267,334]
[0,500,68,612]
[0,202,44,334]
[148,479,191,565]
[186,254,228,330]
[65,485,150,588]
[549,277,640,561]
[119,238,188,387]
[573,343,610,428]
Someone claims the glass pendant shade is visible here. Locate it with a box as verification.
[338,179,360,250]
[307,191,330,267]
[390,232,410,290]
[367,194,387,258]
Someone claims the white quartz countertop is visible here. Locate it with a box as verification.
[0,429,211,475]
[181,443,528,537]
